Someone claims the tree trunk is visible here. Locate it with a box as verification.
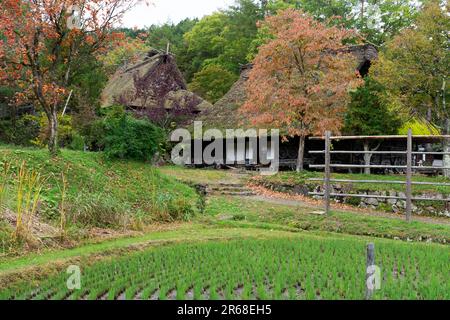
[47,108,58,156]
[363,140,372,175]
[360,0,365,22]
[296,135,305,172]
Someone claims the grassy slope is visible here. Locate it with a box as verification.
[255,171,450,194]
[0,146,200,247]
[204,196,450,244]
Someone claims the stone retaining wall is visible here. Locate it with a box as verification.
[255,181,450,218]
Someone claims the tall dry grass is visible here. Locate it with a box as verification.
[14,161,44,242]
[59,172,67,239]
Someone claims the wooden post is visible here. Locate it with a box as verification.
[406,128,413,222]
[324,131,331,215]
[365,243,375,300]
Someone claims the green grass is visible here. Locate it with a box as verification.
[254,171,450,195]
[159,166,239,184]
[0,146,201,249]
[204,196,450,244]
[1,234,448,300]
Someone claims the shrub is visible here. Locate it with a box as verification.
[101,107,166,161]
[69,133,85,151]
[0,116,39,146]
[30,113,75,148]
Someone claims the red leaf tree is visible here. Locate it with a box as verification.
[241,9,362,171]
[0,0,143,155]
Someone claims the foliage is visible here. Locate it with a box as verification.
[371,0,450,131]
[100,36,151,76]
[242,9,360,136]
[0,0,142,154]
[0,116,40,147]
[2,236,449,300]
[266,0,421,45]
[188,65,238,103]
[100,107,166,162]
[241,9,361,170]
[398,118,440,136]
[145,19,198,80]
[29,113,76,149]
[343,77,401,135]
[183,0,265,79]
[146,19,198,53]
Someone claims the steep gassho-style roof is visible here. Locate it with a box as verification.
[101,50,212,112]
[195,44,378,132]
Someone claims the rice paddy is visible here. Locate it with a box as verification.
[1,236,448,300]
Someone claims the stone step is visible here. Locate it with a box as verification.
[206,186,248,192]
[207,191,256,197]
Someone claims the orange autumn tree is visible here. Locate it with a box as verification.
[241,9,362,171]
[0,0,144,155]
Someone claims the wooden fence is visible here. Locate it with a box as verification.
[307,129,450,221]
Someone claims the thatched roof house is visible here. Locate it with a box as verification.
[102,50,212,113]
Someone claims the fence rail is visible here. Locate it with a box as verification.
[309,150,450,155]
[309,164,450,170]
[307,129,450,222]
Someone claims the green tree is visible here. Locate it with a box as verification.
[372,0,449,175]
[189,65,238,103]
[184,0,265,78]
[145,19,198,80]
[343,77,402,173]
[266,0,420,45]
[372,1,449,130]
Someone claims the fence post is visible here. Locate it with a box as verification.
[365,243,376,300]
[324,131,331,216]
[406,128,413,222]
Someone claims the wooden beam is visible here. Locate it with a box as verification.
[309,135,450,141]
[324,131,331,216]
[309,164,450,170]
[406,129,413,222]
[309,150,450,155]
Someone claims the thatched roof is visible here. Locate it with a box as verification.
[101,50,212,113]
[194,64,253,131]
[196,44,378,132]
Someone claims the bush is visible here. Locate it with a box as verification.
[0,116,39,146]
[30,113,75,148]
[101,107,166,161]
